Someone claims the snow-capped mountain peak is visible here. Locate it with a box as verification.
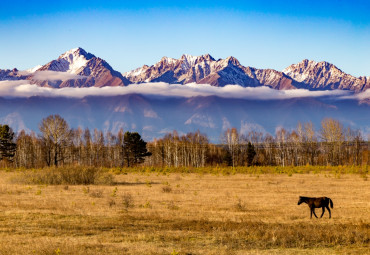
[181,54,198,64]
[180,54,216,71]
[159,56,178,65]
[181,54,215,64]
[225,56,240,65]
[55,47,95,74]
[26,47,130,88]
[59,47,93,59]
[282,59,368,91]
[60,47,80,57]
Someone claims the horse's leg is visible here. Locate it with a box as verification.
[310,208,313,219]
[326,206,331,219]
[312,208,318,218]
[320,207,325,218]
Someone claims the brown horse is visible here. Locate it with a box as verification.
[298,196,333,219]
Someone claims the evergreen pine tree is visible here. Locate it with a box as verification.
[246,142,256,166]
[123,131,151,167]
[0,124,16,162]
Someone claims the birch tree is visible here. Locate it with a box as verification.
[39,115,71,167]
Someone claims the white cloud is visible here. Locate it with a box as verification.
[339,89,370,101]
[32,70,87,81]
[0,80,364,100]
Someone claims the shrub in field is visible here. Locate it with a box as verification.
[108,199,116,207]
[111,187,118,197]
[140,201,152,209]
[13,167,114,185]
[89,189,104,198]
[122,192,134,209]
[162,185,172,193]
[234,197,247,212]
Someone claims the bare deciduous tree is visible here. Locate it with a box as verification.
[39,114,71,167]
[222,128,240,167]
[319,118,344,165]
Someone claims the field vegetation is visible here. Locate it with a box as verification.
[0,166,368,254]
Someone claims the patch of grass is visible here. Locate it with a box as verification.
[82,186,90,194]
[11,167,114,185]
[167,201,179,210]
[140,201,152,209]
[145,180,152,187]
[104,165,369,175]
[122,192,134,210]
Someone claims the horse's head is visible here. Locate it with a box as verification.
[297,196,304,205]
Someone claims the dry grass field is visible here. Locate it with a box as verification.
[0,169,369,254]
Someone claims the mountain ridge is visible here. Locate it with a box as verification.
[1,47,369,92]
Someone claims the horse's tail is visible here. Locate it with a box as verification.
[329,198,333,209]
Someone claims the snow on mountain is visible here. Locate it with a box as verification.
[38,47,94,74]
[180,54,213,71]
[160,56,178,66]
[123,54,296,89]
[123,55,370,92]
[26,65,42,73]
[58,48,92,74]
[124,65,149,78]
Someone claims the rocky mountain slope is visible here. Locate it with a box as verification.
[0,68,28,81]
[123,54,370,92]
[283,59,370,92]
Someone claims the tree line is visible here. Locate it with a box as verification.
[0,115,368,168]
[3,115,151,168]
[146,120,369,167]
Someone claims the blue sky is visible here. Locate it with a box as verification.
[1,0,369,76]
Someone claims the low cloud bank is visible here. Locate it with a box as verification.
[340,89,370,101]
[0,80,368,100]
[32,71,87,81]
